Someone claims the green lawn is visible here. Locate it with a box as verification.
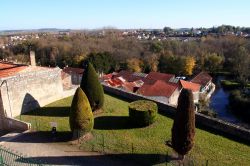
[18,94,250,166]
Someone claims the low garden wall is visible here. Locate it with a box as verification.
[102,84,250,142]
[3,117,31,131]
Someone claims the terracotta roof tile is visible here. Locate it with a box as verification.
[115,70,144,82]
[137,80,178,98]
[146,72,175,82]
[62,67,84,75]
[180,80,201,92]
[0,62,28,78]
[191,72,212,87]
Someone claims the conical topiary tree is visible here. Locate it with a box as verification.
[69,87,94,138]
[171,89,195,160]
[80,62,104,111]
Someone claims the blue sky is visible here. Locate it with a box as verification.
[0,0,249,30]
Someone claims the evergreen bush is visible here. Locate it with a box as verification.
[80,62,104,111]
[69,87,94,136]
[129,100,157,127]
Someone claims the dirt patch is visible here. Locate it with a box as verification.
[70,132,93,145]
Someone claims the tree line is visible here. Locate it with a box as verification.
[1,34,250,81]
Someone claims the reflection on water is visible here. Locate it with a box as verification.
[209,76,250,129]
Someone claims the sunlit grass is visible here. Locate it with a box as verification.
[18,94,250,166]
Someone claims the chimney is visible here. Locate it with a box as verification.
[30,51,36,66]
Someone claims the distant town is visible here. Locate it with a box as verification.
[1,25,250,49]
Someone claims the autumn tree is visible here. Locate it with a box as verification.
[143,54,159,73]
[126,58,143,72]
[183,56,196,76]
[232,46,250,85]
[172,89,195,160]
[204,53,224,73]
[72,54,86,67]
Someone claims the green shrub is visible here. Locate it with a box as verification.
[129,100,158,127]
[172,89,195,157]
[80,62,104,111]
[220,80,241,90]
[229,90,250,122]
[69,87,94,136]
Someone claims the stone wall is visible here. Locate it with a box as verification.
[102,84,250,142]
[0,67,64,118]
[3,117,31,131]
[0,91,6,130]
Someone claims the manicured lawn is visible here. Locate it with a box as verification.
[18,94,250,166]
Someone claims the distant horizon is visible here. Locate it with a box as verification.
[1,24,250,32]
[1,0,250,30]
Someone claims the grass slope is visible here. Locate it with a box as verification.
[18,94,250,166]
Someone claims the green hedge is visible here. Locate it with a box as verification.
[220,80,241,90]
[229,90,250,122]
[221,80,250,90]
[129,100,158,127]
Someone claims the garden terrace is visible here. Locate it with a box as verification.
[18,94,250,165]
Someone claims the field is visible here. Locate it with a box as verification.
[18,94,250,166]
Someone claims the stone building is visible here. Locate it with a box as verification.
[61,67,84,89]
[0,63,64,118]
[0,51,69,131]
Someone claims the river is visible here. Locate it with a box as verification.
[209,76,250,129]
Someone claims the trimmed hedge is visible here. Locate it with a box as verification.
[129,100,158,127]
[69,87,94,135]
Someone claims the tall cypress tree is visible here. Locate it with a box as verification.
[69,87,94,138]
[80,62,104,111]
[171,89,195,159]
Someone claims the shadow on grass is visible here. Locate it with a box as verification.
[195,123,250,146]
[6,131,72,143]
[16,153,172,166]
[22,107,70,117]
[105,91,250,145]
[94,116,141,130]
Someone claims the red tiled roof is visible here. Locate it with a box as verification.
[102,73,113,80]
[112,78,123,85]
[0,62,28,78]
[191,72,212,87]
[137,80,178,98]
[145,72,175,82]
[180,80,201,92]
[115,70,143,82]
[62,67,84,75]
[123,82,136,92]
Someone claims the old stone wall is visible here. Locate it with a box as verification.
[0,92,5,130]
[0,67,64,118]
[102,84,250,142]
[3,117,31,131]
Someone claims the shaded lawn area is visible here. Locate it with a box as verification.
[18,94,250,166]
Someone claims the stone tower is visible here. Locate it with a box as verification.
[30,51,36,66]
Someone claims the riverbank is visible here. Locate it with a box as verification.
[210,76,250,129]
